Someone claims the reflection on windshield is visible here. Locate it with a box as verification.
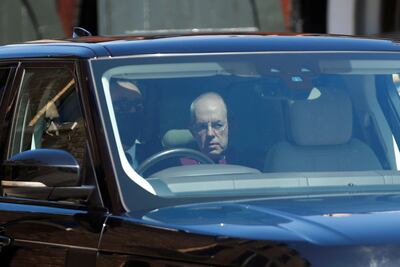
[92,53,400,199]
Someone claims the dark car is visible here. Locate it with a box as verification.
[1,32,400,267]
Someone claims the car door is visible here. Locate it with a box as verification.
[0,61,107,267]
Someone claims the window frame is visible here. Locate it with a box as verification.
[7,61,78,158]
[0,62,18,167]
[90,52,400,211]
[0,59,103,209]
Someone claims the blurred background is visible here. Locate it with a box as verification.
[0,0,399,44]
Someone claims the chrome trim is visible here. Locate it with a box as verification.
[1,181,46,188]
[90,51,400,61]
[124,27,259,35]
[14,238,98,251]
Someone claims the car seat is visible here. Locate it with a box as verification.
[263,88,382,172]
[162,129,197,149]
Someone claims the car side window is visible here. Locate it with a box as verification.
[0,68,11,105]
[9,67,86,167]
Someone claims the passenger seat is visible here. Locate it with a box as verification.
[263,88,382,172]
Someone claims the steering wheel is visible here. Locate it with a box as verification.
[137,148,214,176]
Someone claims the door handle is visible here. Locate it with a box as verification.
[0,234,11,247]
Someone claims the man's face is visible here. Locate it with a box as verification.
[191,98,228,160]
[111,81,143,148]
[113,81,143,114]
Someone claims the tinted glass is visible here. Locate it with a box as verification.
[10,67,86,166]
[92,53,400,203]
[0,68,11,106]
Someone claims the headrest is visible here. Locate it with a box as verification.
[288,88,352,146]
[162,129,197,149]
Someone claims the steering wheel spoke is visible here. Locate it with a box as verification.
[137,148,214,176]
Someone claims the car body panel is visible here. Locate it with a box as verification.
[0,43,110,60]
[98,194,400,266]
[135,194,400,245]
[101,35,400,57]
[0,200,104,267]
[1,33,400,266]
[2,34,400,60]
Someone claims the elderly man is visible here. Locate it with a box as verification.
[189,92,229,164]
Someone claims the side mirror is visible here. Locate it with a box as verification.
[1,149,93,201]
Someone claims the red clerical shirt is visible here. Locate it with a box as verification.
[180,157,227,165]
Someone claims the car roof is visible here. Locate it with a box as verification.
[1,33,400,60]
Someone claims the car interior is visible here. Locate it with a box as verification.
[101,55,400,197]
[10,69,86,167]
[112,74,396,174]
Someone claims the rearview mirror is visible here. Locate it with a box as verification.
[1,149,93,201]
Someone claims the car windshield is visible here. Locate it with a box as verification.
[91,52,400,206]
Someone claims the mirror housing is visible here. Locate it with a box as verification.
[1,149,93,201]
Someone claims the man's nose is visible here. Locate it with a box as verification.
[206,124,215,136]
